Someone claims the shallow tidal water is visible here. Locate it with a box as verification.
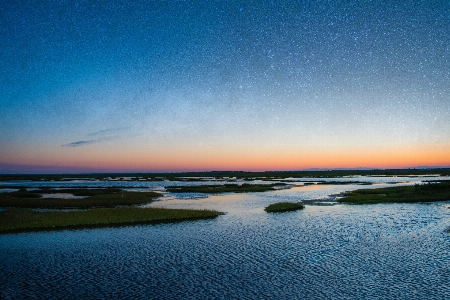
[1,177,450,299]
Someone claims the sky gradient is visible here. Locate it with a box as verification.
[1,1,449,173]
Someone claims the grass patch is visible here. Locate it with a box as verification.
[265,202,305,213]
[8,190,42,198]
[0,190,162,209]
[166,183,284,193]
[36,188,123,196]
[0,187,221,233]
[338,181,450,204]
[0,207,221,233]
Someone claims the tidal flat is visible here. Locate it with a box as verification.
[0,188,161,208]
[338,180,450,204]
[0,187,220,233]
[1,172,450,299]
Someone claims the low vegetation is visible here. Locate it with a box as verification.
[338,181,450,204]
[37,187,122,196]
[265,202,305,213]
[0,207,220,233]
[166,183,285,193]
[0,189,161,209]
[0,187,221,233]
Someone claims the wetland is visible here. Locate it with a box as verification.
[1,170,450,299]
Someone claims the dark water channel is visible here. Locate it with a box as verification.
[1,177,450,299]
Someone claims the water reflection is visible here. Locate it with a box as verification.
[148,181,420,214]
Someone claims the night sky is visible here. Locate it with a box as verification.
[1,1,449,173]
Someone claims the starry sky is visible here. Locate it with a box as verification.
[1,1,449,173]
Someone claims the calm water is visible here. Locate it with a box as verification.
[1,177,450,299]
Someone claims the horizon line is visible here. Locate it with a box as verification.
[1,166,450,175]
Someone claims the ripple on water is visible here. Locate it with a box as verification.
[1,202,450,299]
[2,179,450,299]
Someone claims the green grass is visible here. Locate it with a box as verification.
[338,181,450,204]
[36,188,123,196]
[265,202,305,213]
[166,183,285,193]
[0,190,162,209]
[0,187,222,233]
[0,207,221,233]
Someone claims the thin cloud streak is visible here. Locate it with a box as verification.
[61,140,99,147]
[62,127,130,147]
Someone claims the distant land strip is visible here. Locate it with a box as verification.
[1,168,450,181]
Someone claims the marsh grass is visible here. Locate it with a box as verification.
[8,190,42,198]
[0,207,220,233]
[0,187,222,233]
[265,202,305,213]
[338,181,450,204]
[0,190,162,209]
[37,188,122,196]
[166,183,285,193]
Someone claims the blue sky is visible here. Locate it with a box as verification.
[1,1,449,173]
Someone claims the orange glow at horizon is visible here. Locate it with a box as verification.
[4,142,449,172]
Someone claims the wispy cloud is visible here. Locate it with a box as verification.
[61,140,99,147]
[87,127,129,137]
[62,127,129,148]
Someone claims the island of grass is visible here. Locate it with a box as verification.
[0,188,162,209]
[0,207,220,234]
[338,181,450,204]
[0,187,221,233]
[265,202,305,213]
[166,183,286,193]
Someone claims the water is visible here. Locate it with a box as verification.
[1,177,450,299]
[1,174,446,189]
